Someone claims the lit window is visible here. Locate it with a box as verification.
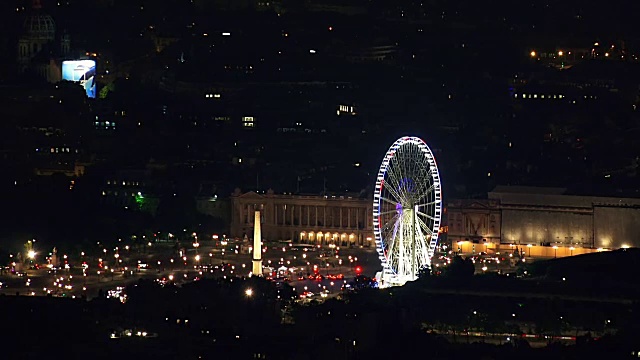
[242,116,255,128]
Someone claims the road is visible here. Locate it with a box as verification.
[0,242,380,301]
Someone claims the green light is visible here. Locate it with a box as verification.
[135,192,145,209]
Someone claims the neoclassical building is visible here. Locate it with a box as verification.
[17,0,71,82]
[447,199,501,245]
[230,189,374,246]
[447,186,640,257]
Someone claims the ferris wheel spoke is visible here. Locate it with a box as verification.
[417,200,439,207]
[385,166,405,203]
[391,150,412,203]
[380,214,399,232]
[383,176,404,204]
[387,187,405,206]
[416,210,437,221]
[414,182,437,203]
[395,150,410,202]
[380,196,398,206]
[376,209,398,217]
[413,162,434,188]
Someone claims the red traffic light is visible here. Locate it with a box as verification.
[355,266,362,274]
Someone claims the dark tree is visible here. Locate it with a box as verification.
[444,256,475,278]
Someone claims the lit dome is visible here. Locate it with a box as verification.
[23,12,56,41]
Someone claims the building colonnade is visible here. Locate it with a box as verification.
[231,191,374,247]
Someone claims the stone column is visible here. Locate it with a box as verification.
[348,208,351,229]
[323,206,327,227]
[315,206,318,227]
[339,207,343,228]
[274,203,278,225]
[290,205,294,226]
[307,206,310,226]
[356,207,360,229]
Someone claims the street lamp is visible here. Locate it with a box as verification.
[553,246,558,258]
[569,247,575,256]
[193,241,200,257]
[27,250,36,260]
[245,288,253,297]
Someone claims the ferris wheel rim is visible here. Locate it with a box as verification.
[372,136,442,281]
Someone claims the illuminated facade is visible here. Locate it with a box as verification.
[447,186,640,255]
[230,189,374,246]
[447,199,501,245]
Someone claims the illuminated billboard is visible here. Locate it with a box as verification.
[62,60,96,98]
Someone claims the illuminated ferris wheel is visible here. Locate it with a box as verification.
[373,136,442,288]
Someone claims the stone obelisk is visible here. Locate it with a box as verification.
[252,210,263,276]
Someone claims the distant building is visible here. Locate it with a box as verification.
[447,186,640,257]
[101,170,159,215]
[34,162,86,177]
[230,189,374,246]
[447,199,501,245]
[195,193,231,230]
[32,143,89,177]
[17,0,71,82]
